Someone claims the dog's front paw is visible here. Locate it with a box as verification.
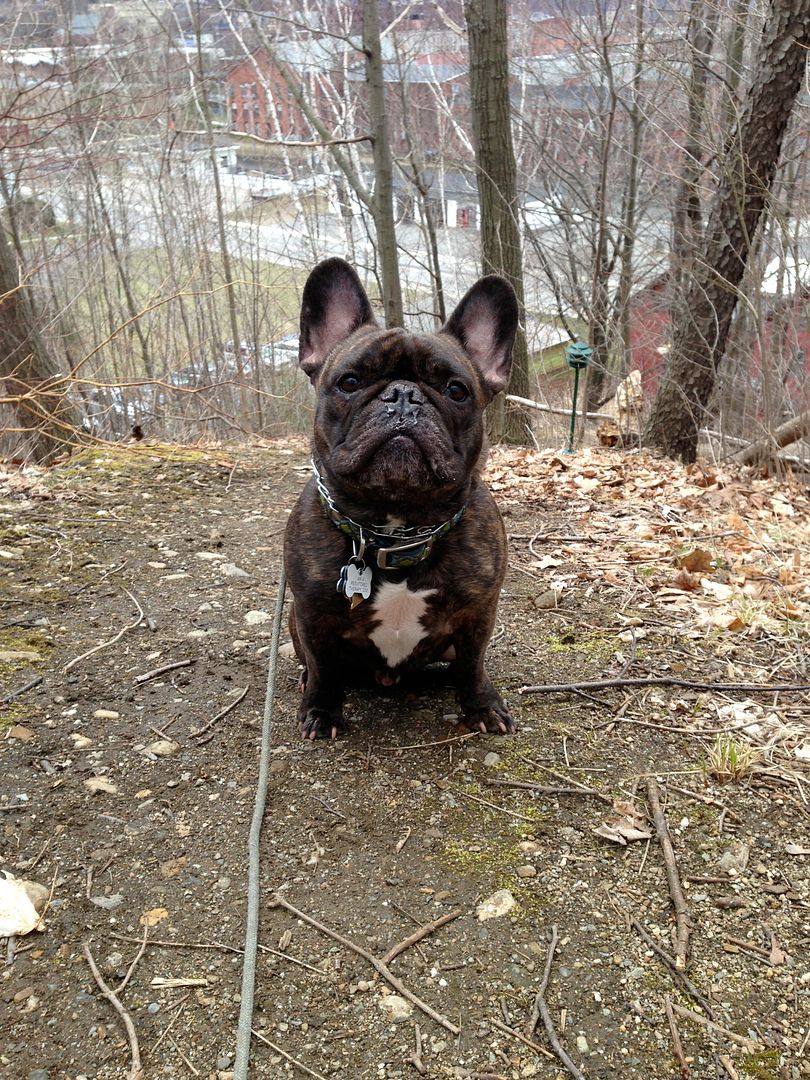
[463,698,517,735]
[300,706,346,741]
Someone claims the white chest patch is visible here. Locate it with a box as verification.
[369,580,436,668]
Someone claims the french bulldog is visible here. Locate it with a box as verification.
[283,257,518,740]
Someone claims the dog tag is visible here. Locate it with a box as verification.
[343,562,372,606]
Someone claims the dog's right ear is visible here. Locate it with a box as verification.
[299,259,376,381]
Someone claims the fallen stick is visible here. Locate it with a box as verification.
[250,1029,328,1080]
[1,675,43,704]
[647,779,691,971]
[189,685,250,740]
[271,895,460,1035]
[382,909,463,965]
[133,658,195,684]
[630,919,713,1017]
[525,925,585,1079]
[520,675,810,695]
[488,1017,554,1060]
[664,995,690,1079]
[484,778,611,803]
[669,1002,759,1052]
[64,589,144,673]
[83,943,143,1080]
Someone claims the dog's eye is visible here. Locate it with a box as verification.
[337,373,361,393]
[444,380,469,403]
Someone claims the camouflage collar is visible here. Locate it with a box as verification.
[311,460,465,570]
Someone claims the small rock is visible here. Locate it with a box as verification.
[90,894,124,911]
[483,752,500,768]
[0,650,40,663]
[516,864,537,878]
[187,629,212,640]
[380,994,413,1023]
[146,740,180,758]
[476,889,516,921]
[27,1071,50,1080]
[215,1056,232,1071]
[70,733,93,750]
[93,709,120,721]
[718,840,750,876]
[84,777,117,795]
[147,1002,161,1014]
[576,1035,589,1054]
[162,573,190,582]
[519,840,541,853]
[220,563,249,578]
[194,552,223,561]
[244,610,272,625]
[20,879,50,913]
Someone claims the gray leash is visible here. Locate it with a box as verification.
[233,563,287,1079]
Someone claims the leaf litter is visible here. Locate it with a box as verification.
[0,441,808,1079]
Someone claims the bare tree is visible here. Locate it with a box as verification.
[645,0,810,462]
[464,0,530,443]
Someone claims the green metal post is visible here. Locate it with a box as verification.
[565,365,581,455]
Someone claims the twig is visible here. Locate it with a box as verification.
[151,994,189,1055]
[169,1036,199,1076]
[382,909,463,965]
[251,1028,330,1079]
[669,1002,759,1052]
[647,779,691,971]
[15,838,50,873]
[63,589,144,673]
[106,933,326,976]
[664,994,690,1079]
[488,1018,554,1059]
[455,788,538,822]
[379,732,479,751]
[133,659,194,685]
[189,685,249,739]
[408,1023,427,1075]
[115,923,149,995]
[630,920,713,1017]
[525,925,585,1079]
[667,784,742,824]
[484,778,611,803]
[520,676,810,695]
[271,895,460,1035]
[1,675,43,704]
[717,1055,740,1080]
[83,942,143,1080]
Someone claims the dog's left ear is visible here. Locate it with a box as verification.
[299,258,376,381]
[443,276,518,399]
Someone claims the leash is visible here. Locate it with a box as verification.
[233,563,286,1079]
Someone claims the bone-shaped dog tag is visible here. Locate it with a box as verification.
[344,562,372,608]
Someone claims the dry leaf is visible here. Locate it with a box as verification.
[679,548,713,573]
[592,799,652,846]
[140,906,169,927]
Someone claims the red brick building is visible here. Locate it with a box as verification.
[224,50,312,140]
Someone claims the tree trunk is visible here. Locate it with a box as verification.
[645,0,810,463]
[0,224,82,462]
[464,0,530,444]
[734,408,810,465]
[363,0,404,328]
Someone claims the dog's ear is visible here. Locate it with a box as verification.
[443,276,518,399]
[299,259,376,381]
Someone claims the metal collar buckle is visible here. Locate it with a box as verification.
[375,536,434,570]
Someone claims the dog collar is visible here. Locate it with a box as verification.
[312,460,465,570]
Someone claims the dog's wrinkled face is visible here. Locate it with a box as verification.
[298,259,518,511]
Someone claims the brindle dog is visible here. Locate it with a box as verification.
[284,258,518,739]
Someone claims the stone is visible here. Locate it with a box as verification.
[380,994,413,1023]
[244,610,272,625]
[93,709,120,720]
[220,563,249,578]
[516,864,537,878]
[483,752,500,768]
[475,889,516,921]
[146,740,180,758]
[576,1035,589,1054]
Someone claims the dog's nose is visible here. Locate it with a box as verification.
[380,381,424,420]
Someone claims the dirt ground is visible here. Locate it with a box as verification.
[1,440,809,1080]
